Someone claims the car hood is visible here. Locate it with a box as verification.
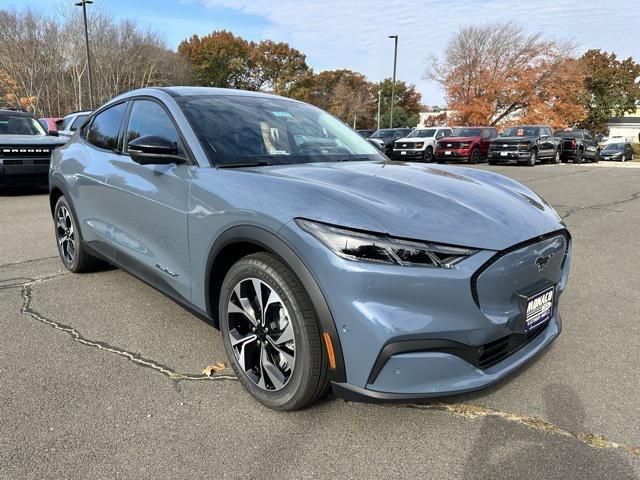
[254,161,563,251]
[493,136,537,143]
[396,137,431,143]
[0,135,67,146]
[438,136,480,143]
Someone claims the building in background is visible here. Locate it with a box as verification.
[607,109,640,143]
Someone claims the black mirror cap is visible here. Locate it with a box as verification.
[127,135,185,165]
[48,130,59,137]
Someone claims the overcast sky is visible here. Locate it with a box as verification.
[3,0,639,105]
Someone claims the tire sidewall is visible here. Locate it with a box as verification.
[219,256,319,410]
[423,146,433,163]
[54,196,81,271]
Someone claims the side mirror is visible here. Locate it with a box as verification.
[48,130,59,137]
[539,134,548,140]
[127,135,185,165]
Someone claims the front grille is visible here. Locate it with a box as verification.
[395,142,419,150]
[442,142,460,149]
[477,321,548,369]
[2,159,23,165]
[0,145,55,158]
[33,159,50,165]
[470,229,570,307]
[491,143,518,151]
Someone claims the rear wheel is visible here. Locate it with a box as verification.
[573,149,583,164]
[54,196,103,273]
[219,253,328,410]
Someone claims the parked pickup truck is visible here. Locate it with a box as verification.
[435,126,498,163]
[489,125,559,166]
[392,126,453,162]
[554,129,599,163]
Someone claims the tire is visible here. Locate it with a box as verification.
[53,196,103,273]
[488,158,497,165]
[552,149,561,164]
[526,150,537,167]
[469,148,480,164]
[423,146,434,163]
[621,155,626,162]
[573,149,583,164]
[219,252,328,411]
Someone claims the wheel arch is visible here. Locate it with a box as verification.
[204,224,347,382]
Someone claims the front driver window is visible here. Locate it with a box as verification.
[86,103,127,150]
[126,100,181,153]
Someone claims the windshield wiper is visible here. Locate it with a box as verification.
[216,160,271,168]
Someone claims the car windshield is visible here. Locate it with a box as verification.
[177,95,384,166]
[0,114,47,135]
[503,126,540,137]
[602,143,624,151]
[407,129,435,138]
[554,130,582,138]
[452,128,481,137]
[370,129,396,139]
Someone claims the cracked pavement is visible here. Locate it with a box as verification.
[1,164,639,479]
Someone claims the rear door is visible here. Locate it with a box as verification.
[584,131,598,158]
[480,128,492,157]
[105,98,194,302]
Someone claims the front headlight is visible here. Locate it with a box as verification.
[414,142,424,149]
[459,143,470,149]
[518,143,530,151]
[296,219,477,268]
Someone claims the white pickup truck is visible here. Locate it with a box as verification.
[392,127,453,162]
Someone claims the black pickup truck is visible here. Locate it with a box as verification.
[0,109,67,187]
[554,129,599,163]
[488,125,559,166]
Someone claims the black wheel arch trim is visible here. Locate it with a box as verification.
[204,224,347,383]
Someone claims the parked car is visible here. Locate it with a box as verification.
[435,126,498,164]
[554,129,598,163]
[39,117,64,133]
[50,87,571,410]
[392,127,453,162]
[598,141,634,162]
[489,125,559,166]
[356,129,375,138]
[367,128,412,155]
[0,109,66,187]
[58,110,91,139]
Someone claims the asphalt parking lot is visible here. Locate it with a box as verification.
[1,163,639,479]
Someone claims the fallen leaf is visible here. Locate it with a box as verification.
[202,362,226,377]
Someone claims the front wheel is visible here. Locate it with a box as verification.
[219,253,328,411]
[573,149,583,164]
[552,150,561,164]
[423,146,434,163]
[526,150,537,167]
[469,148,480,164]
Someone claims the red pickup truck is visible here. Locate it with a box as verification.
[435,126,498,164]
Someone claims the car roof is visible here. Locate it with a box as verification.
[0,109,34,117]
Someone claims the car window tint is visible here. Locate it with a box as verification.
[60,115,74,130]
[126,100,180,150]
[86,103,127,150]
[482,129,490,139]
[70,114,88,131]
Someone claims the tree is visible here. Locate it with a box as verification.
[580,49,640,132]
[374,78,422,127]
[249,40,309,95]
[425,21,586,128]
[178,31,253,89]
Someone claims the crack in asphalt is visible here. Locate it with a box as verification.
[521,166,599,184]
[19,274,237,383]
[0,255,59,272]
[560,190,640,220]
[395,403,640,457]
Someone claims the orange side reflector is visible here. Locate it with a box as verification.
[323,332,337,370]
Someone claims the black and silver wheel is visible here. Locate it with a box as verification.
[423,146,434,163]
[54,196,103,273]
[573,149,583,164]
[469,148,480,164]
[527,150,537,167]
[552,149,561,164]
[220,253,328,410]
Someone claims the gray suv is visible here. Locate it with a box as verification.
[50,87,571,410]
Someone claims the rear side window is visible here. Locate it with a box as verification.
[125,100,181,148]
[60,115,74,130]
[86,103,127,151]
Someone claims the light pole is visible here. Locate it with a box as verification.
[376,89,382,130]
[75,0,94,110]
[388,34,398,128]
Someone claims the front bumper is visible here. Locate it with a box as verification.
[435,149,470,161]
[489,150,531,163]
[280,222,571,402]
[0,161,50,185]
[392,149,425,160]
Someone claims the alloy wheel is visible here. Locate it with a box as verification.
[56,205,75,264]
[227,278,295,391]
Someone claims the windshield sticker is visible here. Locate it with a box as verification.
[517,128,524,136]
[272,111,292,117]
